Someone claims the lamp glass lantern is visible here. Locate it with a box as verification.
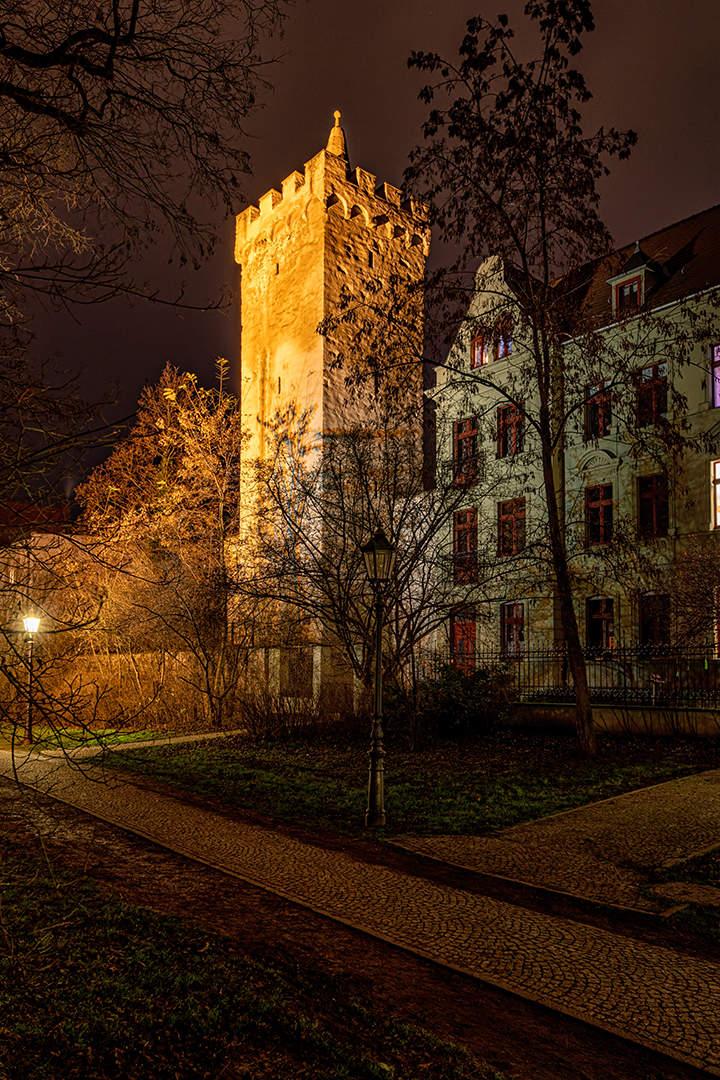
[361,528,396,585]
[23,617,40,634]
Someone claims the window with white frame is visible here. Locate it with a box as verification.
[616,276,640,314]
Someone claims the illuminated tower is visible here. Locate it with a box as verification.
[234,111,430,458]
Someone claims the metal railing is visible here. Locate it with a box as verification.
[436,645,720,709]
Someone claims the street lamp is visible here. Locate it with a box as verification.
[360,527,396,828]
[22,616,40,746]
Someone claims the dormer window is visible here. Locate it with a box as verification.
[616,276,640,313]
[607,241,664,317]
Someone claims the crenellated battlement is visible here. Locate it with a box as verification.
[235,125,429,258]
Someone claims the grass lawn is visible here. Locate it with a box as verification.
[0,724,171,754]
[100,728,720,838]
[0,837,503,1080]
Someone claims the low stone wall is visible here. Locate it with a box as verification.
[511,702,720,738]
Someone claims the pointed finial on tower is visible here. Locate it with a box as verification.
[326,110,348,162]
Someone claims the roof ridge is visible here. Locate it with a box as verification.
[618,201,720,253]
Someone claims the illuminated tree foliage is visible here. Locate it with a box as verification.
[77,363,250,727]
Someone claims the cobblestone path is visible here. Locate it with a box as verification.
[4,752,720,1075]
[395,771,720,911]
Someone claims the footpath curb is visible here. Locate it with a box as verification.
[3,752,719,1077]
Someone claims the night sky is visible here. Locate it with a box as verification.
[31,0,720,429]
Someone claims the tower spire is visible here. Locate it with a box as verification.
[326,110,348,163]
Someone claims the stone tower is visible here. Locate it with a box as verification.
[234,112,430,458]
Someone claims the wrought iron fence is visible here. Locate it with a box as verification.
[428,645,720,710]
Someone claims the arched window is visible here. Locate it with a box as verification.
[495,314,512,360]
[470,329,490,368]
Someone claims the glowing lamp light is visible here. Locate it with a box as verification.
[23,617,40,634]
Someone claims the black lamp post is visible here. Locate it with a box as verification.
[360,527,396,827]
[22,616,40,746]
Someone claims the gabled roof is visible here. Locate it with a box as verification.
[563,202,720,326]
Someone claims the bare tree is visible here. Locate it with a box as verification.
[407,3,635,756]
[0,0,288,317]
[246,402,500,734]
[322,2,720,757]
[665,536,720,647]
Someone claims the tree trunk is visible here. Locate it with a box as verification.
[540,410,597,758]
[553,552,596,758]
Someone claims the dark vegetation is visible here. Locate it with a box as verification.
[102,728,720,840]
[0,835,502,1080]
[384,662,515,744]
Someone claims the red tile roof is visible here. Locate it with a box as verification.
[560,202,720,327]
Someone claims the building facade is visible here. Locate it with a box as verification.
[435,204,720,667]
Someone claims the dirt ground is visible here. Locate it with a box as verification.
[2,762,716,1080]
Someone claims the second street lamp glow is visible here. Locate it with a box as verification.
[22,616,39,745]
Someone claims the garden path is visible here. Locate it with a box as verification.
[2,748,719,1076]
[394,771,720,910]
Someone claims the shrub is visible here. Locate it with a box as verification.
[386,663,516,746]
[235,684,368,746]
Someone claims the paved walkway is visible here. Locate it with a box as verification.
[394,771,720,911]
[3,749,720,1076]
